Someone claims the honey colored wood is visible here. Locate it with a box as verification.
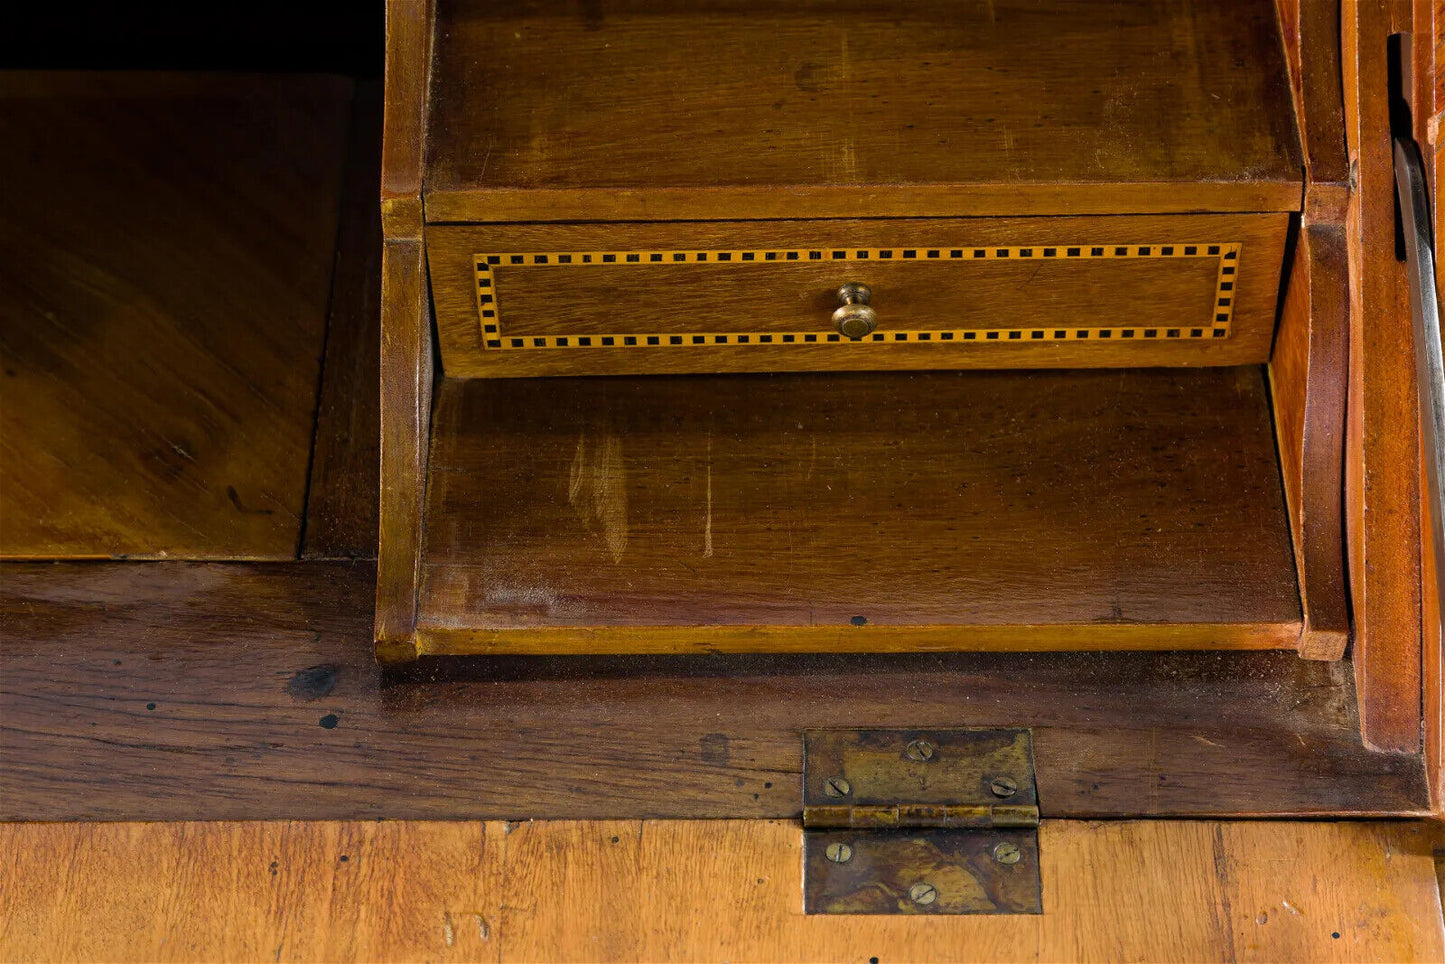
[0,73,351,560]
[427,215,1286,378]
[381,0,433,241]
[1277,0,1353,221]
[1,562,1426,820]
[413,367,1300,656]
[1,820,1440,962]
[423,0,1303,222]
[374,240,432,661]
[303,82,383,561]
[1269,225,1351,660]
[1342,0,1424,751]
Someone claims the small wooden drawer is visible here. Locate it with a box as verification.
[429,214,1288,377]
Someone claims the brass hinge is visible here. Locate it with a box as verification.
[801,728,1042,915]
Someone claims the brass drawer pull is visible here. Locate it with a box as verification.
[832,282,877,339]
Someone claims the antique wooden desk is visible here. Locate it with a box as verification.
[0,0,1440,942]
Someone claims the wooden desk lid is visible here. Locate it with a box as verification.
[424,0,1304,223]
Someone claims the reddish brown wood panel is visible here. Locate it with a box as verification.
[425,0,1302,221]
[1277,0,1352,220]
[0,73,352,560]
[1270,225,1351,660]
[1343,0,1424,752]
[0,562,1426,821]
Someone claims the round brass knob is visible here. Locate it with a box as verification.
[832,282,877,339]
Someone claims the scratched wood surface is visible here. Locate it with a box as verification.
[0,73,352,560]
[414,366,1302,655]
[0,561,1425,821]
[424,0,1303,222]
[0,819,1439,962]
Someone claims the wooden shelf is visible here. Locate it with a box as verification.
[415,366,1302,654]
[424,0,1302,222]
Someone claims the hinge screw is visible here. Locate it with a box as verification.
[989,776,1018,798]
[992,842,1022,865]
[908,882,938,905]
[824,842,854,864]
[904,739,935,762]
[823,776,852,797]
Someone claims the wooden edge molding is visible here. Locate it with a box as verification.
[1269,223,1352,661]
[1343,0,1424,752]
[411,622,1301,658]
[375,241,431,662]
[381,0,433,242]
[422,181,1306,226]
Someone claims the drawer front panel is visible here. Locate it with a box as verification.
[428,215,1287,377]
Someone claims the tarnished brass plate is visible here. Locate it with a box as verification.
[803,828,1042,915]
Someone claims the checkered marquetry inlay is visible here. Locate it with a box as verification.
[472,243,1242,350]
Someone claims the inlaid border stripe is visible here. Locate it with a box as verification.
[472,243,1240,350]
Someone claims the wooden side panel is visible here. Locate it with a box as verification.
[382,0,433,241]
[1343,0,1424,751]
[375,241,432,661]
[1,820,1441,962]
[1270,225,1352,660]
[303,82,383,561]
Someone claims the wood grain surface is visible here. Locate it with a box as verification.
[303,83,383,561]
[424,0,1303,221]
[1342,0,1424,752]
[0,73,352,559]
[1,819,1440,963]
[382,0,433,241]
[0,561,1424,821]
[415,367,1301,654]
[1269,225,1351,660]
[374,240,432,662]
[427,215,1287,377]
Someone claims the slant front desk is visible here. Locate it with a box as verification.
[377,0,1333,663]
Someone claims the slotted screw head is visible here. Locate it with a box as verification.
[824,842,853,864]
[908,882,938,905]
[993,842,1022,865]
[989,776,1018,798]
[904,739,935,762]
[823,776,851,797]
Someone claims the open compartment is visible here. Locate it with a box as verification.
[412,366,1302,655]
[377,0,1345,663]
